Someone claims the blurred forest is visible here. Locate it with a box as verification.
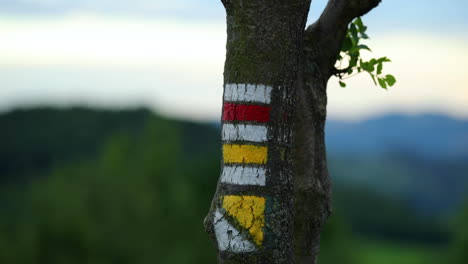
[0,107,466,264]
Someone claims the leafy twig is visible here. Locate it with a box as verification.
[335,17,396,89]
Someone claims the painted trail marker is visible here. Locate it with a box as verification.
[215,83,274,252]
[214,210,256,253]
[222,103,271,123]
[221,165,266,186]
[222,124,268,143]
[223,195,265,246]
[224,83,272,104]
[223,144,268,164]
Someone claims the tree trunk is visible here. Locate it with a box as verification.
[204,0,381,263]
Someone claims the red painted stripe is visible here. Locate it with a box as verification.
[223,103,270,123]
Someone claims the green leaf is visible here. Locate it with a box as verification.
[350,24,358,43]
[341,37,353,52]
[385,74,396,86]
[335,17,395,91]
[355,17,365,32]
[361,60,375,72]
[358,44,372,51]
[378,77,387,89]
[369,73,377,85]
[360,62,370,72]
[349,55,359,68]
[377,62,383,75]
[378,57,391,63]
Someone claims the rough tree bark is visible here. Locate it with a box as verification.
[204,0,381,263]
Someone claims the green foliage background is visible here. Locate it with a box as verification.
[0,108,464,263]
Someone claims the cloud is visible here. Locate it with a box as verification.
[308,0,468,32]
[2,0,467,33]
[0,15,225,69]
[0,16,226,120]
[327,32,468,120]
[0,0,223,20]
[0,16,466,121]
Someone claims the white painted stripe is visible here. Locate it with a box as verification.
[222,124,268,143]
[221,165,266,186]
[214,210,256,253]
[224,83,272,104]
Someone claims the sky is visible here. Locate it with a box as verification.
[0,0,467,121]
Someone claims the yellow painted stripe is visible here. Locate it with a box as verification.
[222,195,265,245]
[223,144,267,164]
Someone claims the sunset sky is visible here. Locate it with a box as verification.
[0,0,467,121]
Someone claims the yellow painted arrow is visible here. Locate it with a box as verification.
[222,195,265,245]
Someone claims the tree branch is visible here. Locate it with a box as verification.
[332,67,350,77]
[305,0,381,79]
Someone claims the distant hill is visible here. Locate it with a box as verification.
[0,108,465,243]
[326,114,468,218]
[0,107,219,183]
[326,114,468,160]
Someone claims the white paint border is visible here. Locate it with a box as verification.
[224,83,272,104]
[214,210,256,253]
[221,165,266,186]
[222,124,268,143]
